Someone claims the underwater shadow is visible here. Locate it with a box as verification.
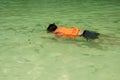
[73,39,104,50]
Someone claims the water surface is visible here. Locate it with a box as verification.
[0,0,120,80]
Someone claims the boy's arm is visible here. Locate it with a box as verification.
[55,34,68,40]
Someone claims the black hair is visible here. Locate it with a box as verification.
[47,23,57,33]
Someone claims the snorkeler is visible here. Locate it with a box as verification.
[47,23,100,40]
[45,23,120,45]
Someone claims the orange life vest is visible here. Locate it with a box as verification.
[53,27,80,38]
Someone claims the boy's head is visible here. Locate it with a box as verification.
[47,23,57,33]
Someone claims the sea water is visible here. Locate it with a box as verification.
[0,0,120,80]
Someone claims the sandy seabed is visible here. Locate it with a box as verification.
[0,0,120,80]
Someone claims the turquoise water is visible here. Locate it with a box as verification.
[0,0,120,80]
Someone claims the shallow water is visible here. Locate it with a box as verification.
[0,0,120,80]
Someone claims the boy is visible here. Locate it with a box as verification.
[47,23,100,40]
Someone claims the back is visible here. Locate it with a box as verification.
[53,27,80,38]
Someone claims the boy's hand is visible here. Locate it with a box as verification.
[55,34,67,40]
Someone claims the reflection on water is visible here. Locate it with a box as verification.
[0,0,120,80]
